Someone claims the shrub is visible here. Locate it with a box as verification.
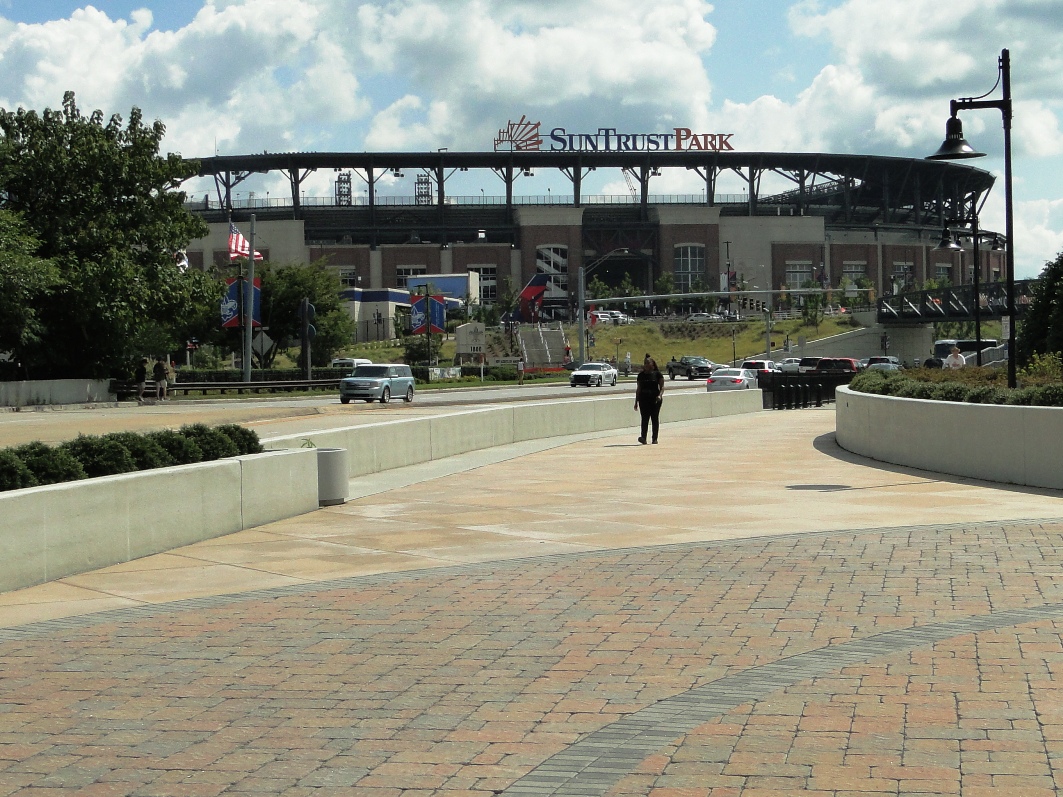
[101,432,175,470]
[849,371,892,395]
[0,450,38,492]
[215,424,263,455]
[60,435,138,478]
[1028,384,1063,407]
[931,382,972,402]
[145,430,203,465]
[965,385,1008,404]
[893,380,935,400]
[1005,388,1037,406]
[179,424,239,461]
[13,441,87,484]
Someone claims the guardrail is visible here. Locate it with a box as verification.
[110,379,341,399]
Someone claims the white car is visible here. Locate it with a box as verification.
[569,362,619,387]
[705,368,758,391]
[777,357,802,374]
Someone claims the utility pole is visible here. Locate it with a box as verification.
[242,215,256,382]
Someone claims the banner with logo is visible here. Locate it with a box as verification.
[410,295,446,335]
[221,277,262,328]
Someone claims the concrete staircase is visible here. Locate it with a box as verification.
[516,324,569,367]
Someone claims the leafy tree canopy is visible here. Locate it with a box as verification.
[1017,249,1063,366]
[0,91,217,378]
[0,209,59,355]
[256,260,355,368]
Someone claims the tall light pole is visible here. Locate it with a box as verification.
[927,48,1015,387]
[577,247,629,364]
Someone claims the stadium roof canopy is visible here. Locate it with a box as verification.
[190,150,995,232]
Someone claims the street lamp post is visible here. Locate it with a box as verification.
[577,247,630,364]
[927,48,1015,387]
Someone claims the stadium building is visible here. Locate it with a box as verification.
[183,119,1004,334]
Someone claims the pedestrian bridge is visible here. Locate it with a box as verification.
[877,280,1035,324]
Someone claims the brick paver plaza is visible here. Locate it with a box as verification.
[2,403,1063,795]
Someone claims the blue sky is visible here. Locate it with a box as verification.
[0,0,1060,277]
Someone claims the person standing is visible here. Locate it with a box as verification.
[517,358,525,386]
[152,357,168,401]
[942,346,966,370]
[634,355,664,444]
[134,357,148,404]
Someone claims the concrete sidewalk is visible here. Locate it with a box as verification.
[1,407,1063,795]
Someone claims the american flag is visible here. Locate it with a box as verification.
[228,223,263,261]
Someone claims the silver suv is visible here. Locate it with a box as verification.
[339,364,415,404]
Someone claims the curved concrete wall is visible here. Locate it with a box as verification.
[836,385,1063,490]
[0,391,763,594]
[262,390,764,477]
[0,449,319,592]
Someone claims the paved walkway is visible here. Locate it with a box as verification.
[2,407,1063,795]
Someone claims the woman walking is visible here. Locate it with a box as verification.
[634,355,664,444]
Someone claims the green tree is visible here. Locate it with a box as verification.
[0,92,217,378]
[800,280,824,329]
[257,260,355,368]
[587,276,613,299]
[0,210,59,358]
[653,272,675,312]
[1017,249,1063,367]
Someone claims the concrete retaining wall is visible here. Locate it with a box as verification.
[263,390,765,477]
[0,379,114,407]
[836,385,1063,490]
[0,390,763,594]
[0,448,318,592]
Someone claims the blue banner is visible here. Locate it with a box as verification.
[410,295,445,335]
[221,278,261,328]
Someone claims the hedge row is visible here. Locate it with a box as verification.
[0,424,263,493]
[849,370,1063,407]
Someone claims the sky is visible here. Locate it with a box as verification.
[0,0,1060,278]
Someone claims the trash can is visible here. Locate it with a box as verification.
[316,447,349,506]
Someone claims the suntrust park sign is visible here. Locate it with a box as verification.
[494,115,734,153]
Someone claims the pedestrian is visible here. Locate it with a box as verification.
[942,346,966,370]
[634,354,664,444]
[517,358,525,386]
[152,357,168,400]
[134,357,148,404]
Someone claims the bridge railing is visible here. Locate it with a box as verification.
[877,280,1035,323]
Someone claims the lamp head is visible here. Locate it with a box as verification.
[934,228,963,251]
[927,116,986,160]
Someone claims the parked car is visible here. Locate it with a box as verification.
[339,363,415,404]
[777,357,802,374]
[666,356,716,380]
[705,368,758,391]
[686,312,722,322]
[740,359,781,374]
[569,361,618,387]
[866,356,903,368]
[331,357,372,371]
[607,310,635,325]
[866,361,903,371]
[812,357,860,374]
[797,356,823,373]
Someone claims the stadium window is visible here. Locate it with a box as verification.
[396,265,427,289]
[785,260,813,289]
[468,265,497,303]
[842,261,866,282]
[673,245,706,293]
[338,268,359,287]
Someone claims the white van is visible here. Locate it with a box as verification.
[331,357,372,371]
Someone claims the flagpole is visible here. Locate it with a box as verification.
[243,215,255,383]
